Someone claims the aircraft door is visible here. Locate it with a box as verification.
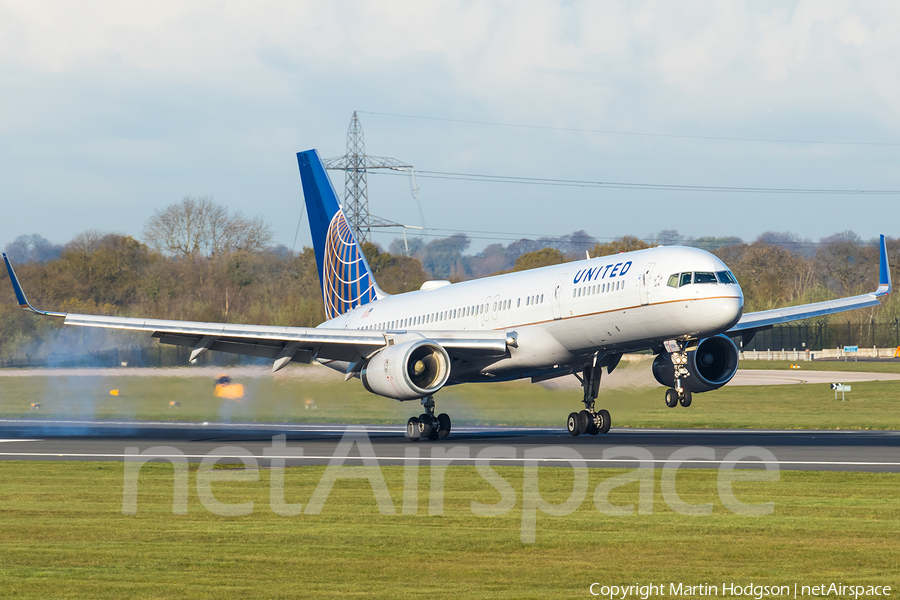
[482,296,491,322]
[551,273,568,320]
[491,294,500,320]
[639,262,655,306]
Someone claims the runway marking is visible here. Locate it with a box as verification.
[1,451,899,468]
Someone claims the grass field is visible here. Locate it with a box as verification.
[2,358,900,429]
[0,462,897,599]
[739,359,900,373]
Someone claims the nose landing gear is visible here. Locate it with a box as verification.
[664,341,693,409]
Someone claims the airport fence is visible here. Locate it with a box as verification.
[738,321,900,354]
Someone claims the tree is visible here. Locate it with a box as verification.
[650,230,686,246]
[590,236,651,257]
[814,231,876,297]
[755,231,813,257]
[362,242,428,293]
[714,242,814,311]
[512,247,566,271]
[52,233,155,307]
[388,236,424,257]
[143,196,273,259]
[3,234,63,263]
[690,236,743,252]
[418,234,470,280]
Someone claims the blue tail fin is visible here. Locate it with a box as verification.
[297,149,382,320]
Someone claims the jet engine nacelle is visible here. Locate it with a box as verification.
[652,334,740,394]
[361,339,451,400]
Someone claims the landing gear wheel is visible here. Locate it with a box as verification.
[679,391,692,407]
[587,418,600,435]
[665,388,678,408]
[437,413,451,438]
[577,410,593,435]
[427,429,440,441]
[597,409,611,434]
[418,414,433,438]
[567,412,580,436]
[406,417,421,441]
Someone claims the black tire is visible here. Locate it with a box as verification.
[665,388,678,408]
[427,430,440,441]
[437,413,451,438]
[597,409,611,434]
[406,417,421,441]
[567,412,580,436]
[679,391,692,407]
[418,414,433,438]
[577,410,592,435]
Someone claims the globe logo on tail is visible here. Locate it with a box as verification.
[322,210,376,319]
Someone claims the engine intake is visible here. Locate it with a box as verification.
[652,335,739,394]
[361,340,451,400]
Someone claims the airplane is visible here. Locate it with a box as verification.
[3,149,892,440]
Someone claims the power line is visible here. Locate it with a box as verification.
[368,226,884,248]
[359,110,900,147]
[371,169,900,196]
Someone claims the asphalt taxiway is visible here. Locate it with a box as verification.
[1,419,898,473]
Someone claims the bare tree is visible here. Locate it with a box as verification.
[143,196,273,258]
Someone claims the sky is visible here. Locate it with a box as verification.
[1,0,899,254]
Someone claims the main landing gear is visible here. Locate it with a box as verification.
[567,356,612,436]
[664,342,693,408]
[405,396,451,441]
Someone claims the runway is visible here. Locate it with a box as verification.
[1,419,899,473]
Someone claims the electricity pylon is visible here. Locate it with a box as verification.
[324,111,413,244]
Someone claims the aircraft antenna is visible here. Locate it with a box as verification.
[324,111,415,244]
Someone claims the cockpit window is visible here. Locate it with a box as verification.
[679,272,692,287]
[694,272,717,284]
[667,274,679,288]
[716,270,738,285]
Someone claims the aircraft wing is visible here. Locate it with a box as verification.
[728,234,891,335]
[2,254,511,370]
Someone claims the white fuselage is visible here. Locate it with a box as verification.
[321,246,743,381]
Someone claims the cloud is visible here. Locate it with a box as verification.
[0,0,898,249]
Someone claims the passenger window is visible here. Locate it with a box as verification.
[680,272,692,287]
[694,272,717,284]
[667,274,679,288]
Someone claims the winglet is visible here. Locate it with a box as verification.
[2,253,66,317]
[876,234,891,296]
